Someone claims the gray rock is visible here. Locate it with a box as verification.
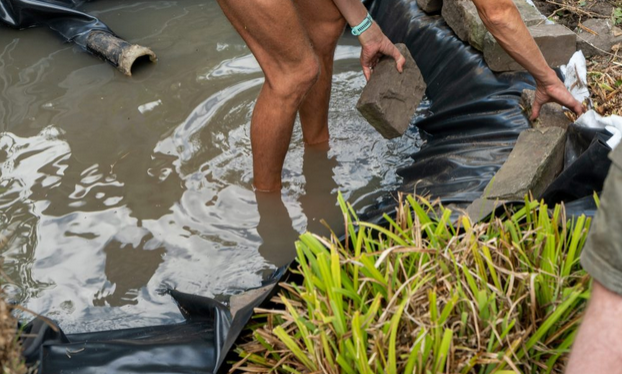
[465,198,507,222]
[356,43,426,139]
[417,0,443,13]
[442,0,487,51]
[484,23,576,72]
[442,0,547,52]
[486,127,566,200]
[577,18,622,57]
[513,0,548,27]
[521,89,572,130]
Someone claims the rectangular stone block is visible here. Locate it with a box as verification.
[521,89,571,130]
[442,0,487,51]
[356,43,426,139]
[577,19,622,57]
[417,0,443,14]
[465,198,507,223]
[513,0,548,27]
[442,0,548,52]
[484,23,576,72]
[486,127,566,200]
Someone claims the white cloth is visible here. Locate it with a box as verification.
[563,51,622,149]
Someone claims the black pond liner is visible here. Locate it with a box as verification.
[6,0,610,373]
[0,0,111,48]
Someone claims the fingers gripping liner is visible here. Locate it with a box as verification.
[0,0,157,75]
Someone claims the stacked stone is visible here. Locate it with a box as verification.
[411,0,618,217]
[440,0,577,72]
[418,0,621,68]
[576,19,622,57]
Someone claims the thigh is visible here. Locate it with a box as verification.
[217,0,315,77]
[294,0,346,56]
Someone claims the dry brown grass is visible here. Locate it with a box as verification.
[1,268,26,374]
[231,195,591,374]
[587,53,622,116]
[535,0,622,116]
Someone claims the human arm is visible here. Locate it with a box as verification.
[471,0,585,119]
[565,280,622,374]
[331,0,405,80]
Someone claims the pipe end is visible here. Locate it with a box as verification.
[119,45,158,77]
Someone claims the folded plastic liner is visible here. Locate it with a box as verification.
[0,0,156,76]
[8,0,609,372]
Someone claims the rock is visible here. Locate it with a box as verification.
[521,89,572,130]
[484,23,576,72]
[442,0,487,51]
[486,127,566,200]
[417,0,443,13]
[577,19,622,57]
[356,43,426,139]
[442,0,548,52]
[465,197,507,222]
[513,0,548,27]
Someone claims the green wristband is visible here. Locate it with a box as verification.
[351,13,373,36]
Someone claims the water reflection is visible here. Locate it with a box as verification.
[255,144,341,268]
[93,229,165,307]
[0,0,419,333]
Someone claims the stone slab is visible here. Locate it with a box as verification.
[465,198,508,223]
[442,0,487,51]
[577,19,622,57]
[417,0,443,13]
[357,43,426,139]
[521,89,572,130]
[484,23,576,72]
[486,127,566,200]
[442,0,548,52]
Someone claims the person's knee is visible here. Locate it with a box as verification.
[309,19,346,70]
[268,55,320,103]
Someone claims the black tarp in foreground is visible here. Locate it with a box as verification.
[10,0,610,373]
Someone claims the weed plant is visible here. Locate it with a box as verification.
[232,194,591,374]
[0,268,26,374]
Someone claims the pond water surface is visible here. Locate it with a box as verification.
[0,0,421,333]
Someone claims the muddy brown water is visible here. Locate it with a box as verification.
[0,0,422,333]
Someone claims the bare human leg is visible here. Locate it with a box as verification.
[216,0,320,192]
[295,0,347,146]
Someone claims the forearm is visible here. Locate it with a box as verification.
[566,281,622,374]
[472,0,556,83]
[331,0,368,27]
[330,0,381,45]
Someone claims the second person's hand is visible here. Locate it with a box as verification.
[531,69,586,120]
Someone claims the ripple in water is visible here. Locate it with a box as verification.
[0,0,423,333]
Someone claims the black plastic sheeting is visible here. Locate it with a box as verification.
[10,0,611,373]
[361,0,608,220]
[0,0,112,48]
[21,268,286,373]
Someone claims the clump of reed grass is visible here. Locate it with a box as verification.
[1,267,26,374]
[231,193,591,374]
